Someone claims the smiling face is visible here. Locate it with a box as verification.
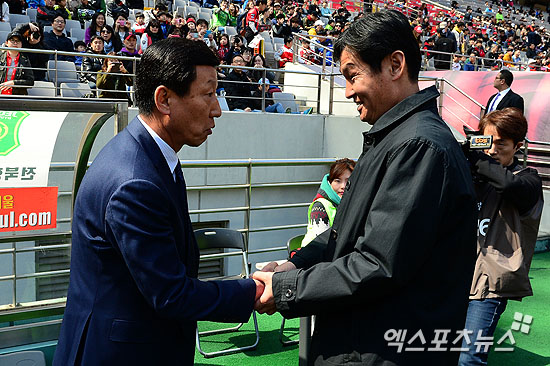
[339,48,392,124]
[96,14,105,27]
[162,65,221,148]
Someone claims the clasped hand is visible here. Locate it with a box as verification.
[251,261,296,315]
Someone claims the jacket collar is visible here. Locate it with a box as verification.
[365,85,440,137]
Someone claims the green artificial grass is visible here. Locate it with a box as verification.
[194,252,550,365]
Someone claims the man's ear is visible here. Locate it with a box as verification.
[515,141,523,151]
[154,86,171,115]
[388,50,406,81]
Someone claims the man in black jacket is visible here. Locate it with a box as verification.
[433,27,456,70]
[485,70,525,115]
[222,54,254,111]
[37,0,64,28]
[43,15,75,62]
[254,10,477,366]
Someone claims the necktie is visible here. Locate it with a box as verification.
[174,163,189,208]
[488,92,501,112]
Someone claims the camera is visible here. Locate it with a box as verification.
[462,126,493,151]
[31,31,41,40]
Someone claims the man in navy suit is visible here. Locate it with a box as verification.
[54,38,263,365]
[484,70,525,115]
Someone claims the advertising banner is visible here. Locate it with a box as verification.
[0,187,58,232]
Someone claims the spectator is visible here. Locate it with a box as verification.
[81,34,105,86]
[73,0,95,27]
[44,15,75,62]
[74,40,86,69]
[244,0,267,44]
[217,33,230,64]
[185,16,196,33]
[320,1,332,17]
[37,0,64,27]
[223,54,254,111]
[452,55,462,70]
[463,53,478,71]
[333,6,349,25]
[132,12,146,35]
[126,0,142,10]
[302,11,318,30]
[9,0,26,13]
[144,2,166,25]
[195,18,208,38]
[272,13,289,38]
[118,32,139,73]
[526,42,537,58]
[485,70,524,114]
[202,0,218,9]
[211,0,230,30]
[139,19,162,54]
[106,0,128,19]
[157,11,172,38]
[249,53,275,82]
[289,16,301,34]
[113,13,131,43]
[14,22,50,81]
[298,39,316,64]
[96,51,132,99]
[170,14,188,38]
[0,0,10,23]
[512,49,522,65]
[85,12,106,44]
[54,0,71,19]
[0,31,34,95]
[502,47,514,67]
[224,34,243,63]
[307,0,320,17]
[433,28,455,70]
[274,36,293,68]
[101,24,122,53]
[227,2,238,26]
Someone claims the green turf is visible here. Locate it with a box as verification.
[194,252,550,365]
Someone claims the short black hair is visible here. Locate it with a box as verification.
[135,38,219,116]
[499,69,513,86]
[196,18,208,27]
[333,10,421,82]
[255,0,267,5]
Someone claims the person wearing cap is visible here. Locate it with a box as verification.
[0,31,34,96]
[118,32,140,74]
[308,19,324,36]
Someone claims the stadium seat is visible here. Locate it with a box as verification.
[272,92,298,113]
[27,81,56,97]
[225,26,237,36]
[69,27,85,41]
[44,26,67,35]
[47,60,80,86]
[0,31,9,44]
[217,96,229,111]
[60,82,92,97]
[26,8,37,22]
[0,22,11,32]
[66,19,82,31]
[199,11,211,22]
[0,351,45,366]
[9,14,30,29]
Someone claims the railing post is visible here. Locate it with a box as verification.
[322,48,327,74]
[244,160,252,253]
[54,52,58,95]
[523,139,529,168]
[438,79,445,117]
[12,242,16,307]
[329,74,334,115]
[261,68,266,112]
[292,35,298,64]
[316,73,322,114]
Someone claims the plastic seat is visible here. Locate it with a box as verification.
[47,60,79,87]
[279,234,304,346]
[0,350,46,366]
[0,22,11,32]
[60,82,92,97]
[69,27,85,41]
[27,81,56,97]
[26,8,38,22]
[272,92,298,113]
[66,19,82,31]
[9,14,30,29]
[194,228,260,358]
[217,96,229,111]
[225,26,237,36]
[0,31,8,44]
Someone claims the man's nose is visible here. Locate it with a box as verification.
[344,81,354,99]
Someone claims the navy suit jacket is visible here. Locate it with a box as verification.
[54,118,256,365]
[484,89,525,115]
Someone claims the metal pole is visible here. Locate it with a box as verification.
[261,68,266,112]
[438,79,445,117]
[328,74,334,115]
[523,139,528,168]
[316,73,322,114]
[322,48,327,74]
[299,317,312,365]
[244,160,252,252]
[292,36,298,64]
[12,241,16,307]
[54,52,58,95]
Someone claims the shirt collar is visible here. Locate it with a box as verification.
[138,116,180,181]
[498,87,511,98]
[366,85,440,136]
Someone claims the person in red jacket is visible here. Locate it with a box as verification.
[274,36,293,68]
[244,0,267,43]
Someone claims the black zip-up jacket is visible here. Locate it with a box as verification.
[273,86,478,366]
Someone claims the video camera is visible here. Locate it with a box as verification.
[461,126,493,151]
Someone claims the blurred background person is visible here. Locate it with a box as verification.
[301,158,355,246]
[80,34,105,88]
[139,19,163,54]
[102,24,122,53]
[0,0,10,23]
[96,51,132,101]
[460,108,543,366]
[44,15,75,62]
[249,53,275,82]
[0,31,34,95]
[113,13,132,43]
[118,33,139,74]
[85,12,106,44]
[14,22,50,81]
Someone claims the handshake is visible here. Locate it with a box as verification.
[251,261,297,315]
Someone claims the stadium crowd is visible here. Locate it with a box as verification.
[3,0,550,98]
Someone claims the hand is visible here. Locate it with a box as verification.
[244,107,252,112]
[29,23,39,32]
[252,271,276,314]
[119,64,128,74]
[253,279,265,302]
[261,261,280,272]
[275,261,296,272]
[0,81,14,92]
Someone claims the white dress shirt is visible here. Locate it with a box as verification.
[138,116,180,182]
